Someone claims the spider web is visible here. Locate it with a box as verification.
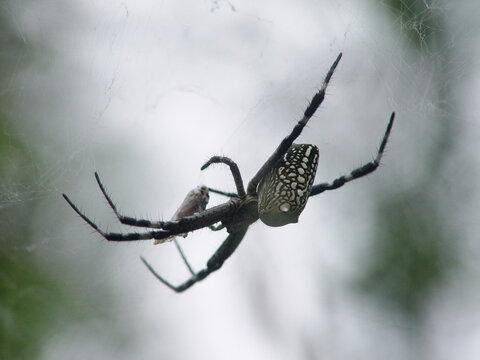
[1,1,480,359]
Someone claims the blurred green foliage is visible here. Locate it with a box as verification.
[359,192,457,316]
[383,0,439,49]
[0,241,78,359]
[357,0,457,319]
[0,7,104,360]
[0,111,70,360]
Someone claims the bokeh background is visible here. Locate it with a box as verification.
[1,0,479,359]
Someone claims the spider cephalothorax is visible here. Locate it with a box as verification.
[63,53,395,292]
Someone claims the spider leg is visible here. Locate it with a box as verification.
[208,187,239,198]
[310,112,395,196]
[173,238,196,275]
[95,172,165,228]
[63,194,233,241]
[209,223,225,231]
[141,228,247,292]
[201,156,246,199]
[160,201,236,232]
[247,52,342,195]
[170,221,226,278]
[63,193,170,241]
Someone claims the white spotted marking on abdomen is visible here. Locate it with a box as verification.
[257,144,319,227]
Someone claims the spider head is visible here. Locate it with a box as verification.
[257,144,319,227]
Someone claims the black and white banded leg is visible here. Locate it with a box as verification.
[95,172,166,228]
[201,156,246,199]
[141,228,247,292]
[310,112,395,196]
[247,52,343,195]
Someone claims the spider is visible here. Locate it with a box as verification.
[63,53,395,292]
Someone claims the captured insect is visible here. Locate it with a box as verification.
[63,53,395,292]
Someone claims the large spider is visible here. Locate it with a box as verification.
[63,53,395,292]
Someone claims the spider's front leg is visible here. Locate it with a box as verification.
[201,156,246,199]
[63,191,235,242]
[141,227,248,292]
[246,53,342,196]
[94,172,166,228]
[63,193,172,241]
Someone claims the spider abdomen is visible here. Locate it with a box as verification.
[257,144,319,227]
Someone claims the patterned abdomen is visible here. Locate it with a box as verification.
[257,144,319,227]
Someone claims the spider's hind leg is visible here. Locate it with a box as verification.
[142,228,247,292]
[154,220,225,287]
[173,238,196,275]
[310,112,395,196]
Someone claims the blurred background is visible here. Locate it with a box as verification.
[1,0,479,359]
